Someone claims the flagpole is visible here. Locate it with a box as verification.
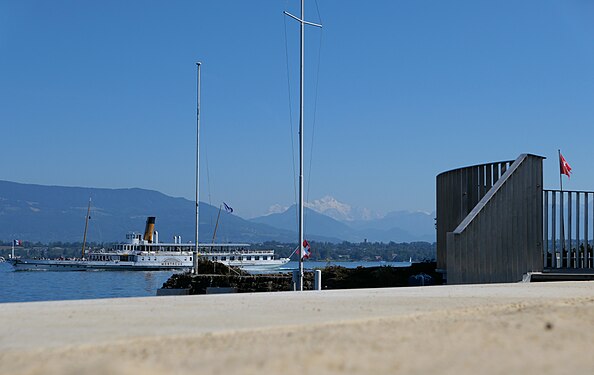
[558,149,564,192]
[558,149,565,266]
[193,61,201,275]
[11,241,14,259]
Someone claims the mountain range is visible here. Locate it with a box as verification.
[0,180,435,244]
[252,205,435,243]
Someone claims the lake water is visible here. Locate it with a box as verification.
[0,260,411,304]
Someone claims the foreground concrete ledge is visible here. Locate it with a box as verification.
[1,282,594,375]
[1,281,594,351]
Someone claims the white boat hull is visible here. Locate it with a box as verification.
[227,259,289,270]
[8,259,89,271]
[8,256,289,272]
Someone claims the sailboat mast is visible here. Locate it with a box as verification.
[81,198,91,259]
[298,0,305,291]
[194,61,201,275]
[285,0,322,291]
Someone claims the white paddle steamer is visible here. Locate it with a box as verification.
[8,217,289,272]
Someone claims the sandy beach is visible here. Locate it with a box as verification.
[1,281,593,374]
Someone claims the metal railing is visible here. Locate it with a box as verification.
[543,190,594,269]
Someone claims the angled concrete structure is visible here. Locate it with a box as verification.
[437,154,545,284]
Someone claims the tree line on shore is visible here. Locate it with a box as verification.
[0,240,436,262]
[262,241,435,262]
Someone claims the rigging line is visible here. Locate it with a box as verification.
[314,0,323,24]
[306,30,323,201]
[90,198,103,245]
[85,196,96,247]
[305,12,324,234]
[204,142,215,226]
[283,9,299,228]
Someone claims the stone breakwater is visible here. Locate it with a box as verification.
[162,261,442,294]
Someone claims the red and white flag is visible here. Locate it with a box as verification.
[301,239,311,259]
[559,152,572,178]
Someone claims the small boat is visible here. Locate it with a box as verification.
[8,216,289,272]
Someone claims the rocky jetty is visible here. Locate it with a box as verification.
[162,260,440,294]
[321,262,441,289]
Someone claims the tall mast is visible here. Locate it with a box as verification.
[285,0,322,291]
[193,62,201,274]
[81,197,91,259]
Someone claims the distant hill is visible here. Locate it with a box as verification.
[251,205,435,243]
[250,205,354,242]
[0,180,435,244]
[348,210,435,243]
[0,180,294,243]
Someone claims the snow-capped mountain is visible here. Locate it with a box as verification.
[259,196,435,243]
[271,195,382,222]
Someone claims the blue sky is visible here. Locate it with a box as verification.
[2,1,594,218]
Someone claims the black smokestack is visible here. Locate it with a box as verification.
[143,216,156,243]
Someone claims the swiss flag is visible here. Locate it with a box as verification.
[301,239,311,260]
[559,152,572,178]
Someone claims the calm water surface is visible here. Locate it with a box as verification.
[0,262,176,303]
[0,260,410,303]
